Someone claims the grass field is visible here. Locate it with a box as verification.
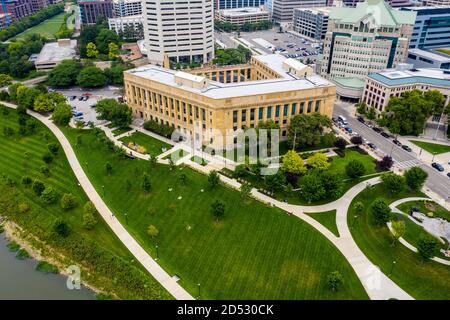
[119,131,171,156]
[13,12,66,40]
[397,200,450,222]
[61,127,369,300]
[112,127,132,137]
[410,140,450,155]
[0,106,171,299]
[348,184,450,299]
[304,210,339,237]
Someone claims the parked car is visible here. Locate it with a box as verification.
[78,96,84,101]
[432,162,444,172]
[357,116,365,123]
[447,172,450,178]
[332,117,338,123]
[393,139,402,146]
[372,127,381,133]
[69,96,76,101]
[345,127,353,133]
[402,145,412,152]
[73,111,83,117]
[338,115,348,125]
[380,132,390,138]
[368,143,377,149]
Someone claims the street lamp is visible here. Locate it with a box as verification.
[155,244,159,260]
[102,185,105,196]
[353,215,358,227]
[389,260,396,275]
[125,213,128,225]
[198,283,201,298]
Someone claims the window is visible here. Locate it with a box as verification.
[275,105,280,117]
[292,103,297,115]
[267,106,272,118]
[233,110,237,123]
[241,110,247,122]
[300,102,304,113]
[315,101,320,112]
[307,101,312,113]
[284,104,289,117]
[258,108,264,120]
[250,108,255,121]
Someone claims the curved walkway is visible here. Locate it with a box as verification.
[2,102,193,300]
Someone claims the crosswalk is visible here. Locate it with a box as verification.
[396,159,422,169]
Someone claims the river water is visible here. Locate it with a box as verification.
[0,235,95,300]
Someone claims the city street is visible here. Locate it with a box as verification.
[333,102,450,202]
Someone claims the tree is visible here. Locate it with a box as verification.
[417,235,439,260]
[142,173,151,192]
[17,86,40,110]
[41,186,58,204]
[240,182,252,200]
[33,92,66,113]
[391,220,406,246]
[32,179,45,196]
[104,64,127,85]
[404,167,428,191]
[51,102,72,126]
[48,60,82,87]
[350,136,363,145]
[95,98,132,128]
[96,29,120,54]
[42,152,53,164]
[377,155,393,171]
[8,83,24,102]
[306,152,330,171]
[264,171,285,193]
[366,107,376,120]
[370,199,391,225]
[108,42,119,59]
[353,201,364,216]
[320,171,343,199]
[298,173,326,203]
[61,193,77,210]
[53,219,71,237]
[0,73,13,87]
[281,150,306,175]
[77,66,106,88]
[210,200,225,222]
[287,113,332,149]
[147,225,159,238]
[83,201,98,229]
[345,160,366,178]
[381,173,405,195]
[326,271,343,292]
[356,102,367,115]
[105,162,112,175]
[334,138,348,150]
[86,42,99,58]
[208,170,220,189]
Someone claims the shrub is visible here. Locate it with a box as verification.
[345,160,366,178]
[18,202,30,213]
[143,120,174,138]
[61,193,77,210]
[147,225,159,238]
[32,179,45,196]
[417,235,439,260]
[208,170,220,189]
[211,200,225,222]
[16,248,30,260]
[42,152,53,164]
[377,155,393,171]
[350,136,363,145]
[370,199,391,225]
[21,175,32,185]
[47,142,59,155]
[3,126,14,136]
[326,271,343,292]
[40,187,58,204]
[36,261,59,274]
[83,201,98,229]
[40,165,50,177]
[334,138,348,149]
[52,219,71,237]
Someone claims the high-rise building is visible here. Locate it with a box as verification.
[342,0,413,7]
[142,0,214,65]
[112,0,141,17]
[216,7,270,25]
[0,0,33,21]
[423,0,450,7]
[78,0,114,25]
[31,0,49,12]
[400,6,450,50]
[0,13,12,30]
[293,7,331,40]
[320,0,416,101]
[214,0,266,10]
[270,0,327,23]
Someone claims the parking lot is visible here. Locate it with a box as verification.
[233,29,322,63]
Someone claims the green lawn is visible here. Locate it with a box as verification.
[304,210,339,237]
[119,131,171,156]
[60,127,369,300]
[163,148,189,160]
[397,200,450,222]
[13,12,67,40]
[112,127,132,137]
[348,184,450,299]
[191,156,208,166]
[410,140,450,155]
[0,106,171,299]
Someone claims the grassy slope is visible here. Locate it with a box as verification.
[61,127,369,300]
[0,106,171,299]
[14,12,66,40]
[410,140,450,155]
[304,210,339,237]
[119,131,171,156]
[348,184,450,299]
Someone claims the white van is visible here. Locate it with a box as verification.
[338,115,348,125]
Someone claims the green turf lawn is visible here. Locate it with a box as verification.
[60,126,369,300]
[119,131,171,156]
[348,184,450,299]
[163,148,189,160]
[410,140,450,155]
[13,12,66,40]
[398,200,450,222]
[0,106,171,299]
[304,210,339,237]
[112,127,132,136]
[191,156,208,166]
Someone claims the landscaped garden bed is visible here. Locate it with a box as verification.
[119,131,172,156]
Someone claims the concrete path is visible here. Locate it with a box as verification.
[1,102,193,300]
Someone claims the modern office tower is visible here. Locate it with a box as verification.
[320,0,416,101]
[142,0,214,65]
[271,0,327,24]
[400,6,450,50]
[124,54,335,148]
[363,64,450,112]
[0,0,33,20]
[108,14,143,36]
[214,0,266,10]
[423,0,450,6]
[31,0,49,12]
[112,0,141,17]
[342,0,413,7]
[78,0,114,25]
[293,7,331,40]
[407,48,450,69]
[216,7,271,25]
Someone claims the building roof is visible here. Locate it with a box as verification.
[125,54,334,100]
[409,48,450,63]
[35,39,77,65]
[108,14,143,22]
[332,77,366,88]
[294,7,332,15]
[368,67,450,87]
[219,7,269,17]
[329,0,416,27]
[253,54,309,79]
